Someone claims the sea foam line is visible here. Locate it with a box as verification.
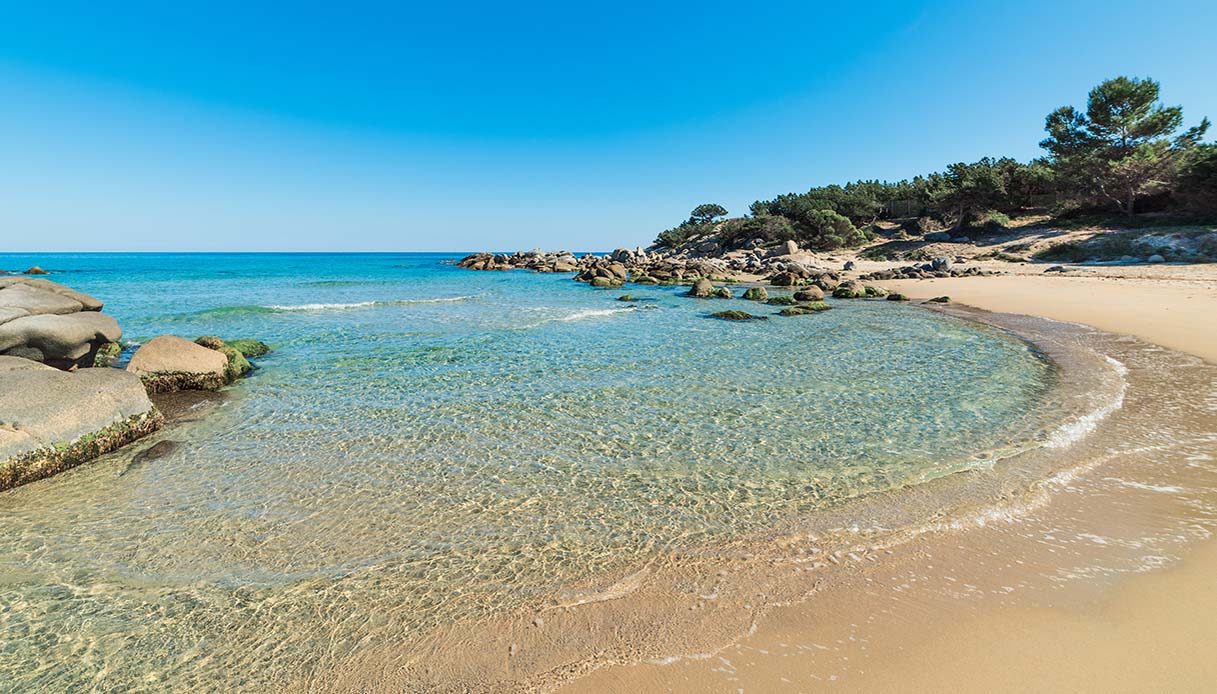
[264,295,478,311]
[1045,355,1129,449]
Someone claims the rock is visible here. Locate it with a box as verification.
[23,266,49,275]
[225,339,272,359]
[711,287,732,299]
[688,278,715,298]
[930,256,953,272]
[0,277,103,311]
[951,237,971,244]
[782,240,799,256]
[195,336,252,382]
[769,271,798,287]
[832,281,866,299]
[606,263,628,280]
[886,293,910,301]
[130,439,179,464]
[617,294,636,302]
[0,356,162,490]
[813,274,840,292]
[843,260,856,271]
[863,285,888,298]
[589,276,620,288]
[0,283,83,317]
[127,335,230,393]
[0,312,122,367]
[779,302,831,316]
[793,286,824,302]
[710,310,767,321]
[1044,266,1067,273]
[766,295,797,305]
[1147,254,1165,263]
[924,232,952,242]
[742,287,768,301]
[927,296,951,303]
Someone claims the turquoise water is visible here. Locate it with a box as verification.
[0,253,1060,690]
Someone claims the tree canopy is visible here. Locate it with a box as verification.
[1040,76,1210,217]
[688,203,728,224]
[653,76,1213,249]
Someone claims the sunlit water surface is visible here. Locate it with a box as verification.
[0,253,1062,689]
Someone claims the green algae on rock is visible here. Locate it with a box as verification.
[710,310,768,321]
[778,302,832,316]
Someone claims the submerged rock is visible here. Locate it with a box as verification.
[710,310,767,321]
[226,339,272,359]
[131,439,179,464]
[778,302,832,316]
[886,293,910,301]
[687,278,714,297]
[742,287,768,301]
[0,356,162,490]
[127,335,229,393]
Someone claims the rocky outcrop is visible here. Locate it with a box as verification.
[0,277,115,368]
[0,356,162,491]
[456,244,840,291]
[127,335,230,393]
[860,263,994,281]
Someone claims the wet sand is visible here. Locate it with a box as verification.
[566,268,1217,693]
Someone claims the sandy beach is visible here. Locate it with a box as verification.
[567,264,1217,693]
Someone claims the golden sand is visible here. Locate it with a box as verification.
[565,265,1217,693]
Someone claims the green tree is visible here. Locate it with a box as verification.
[688,203,728,224]
[1041,76,1210,219]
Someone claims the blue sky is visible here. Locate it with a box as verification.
[2,1,1214,252]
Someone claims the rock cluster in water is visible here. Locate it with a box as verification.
[0,275,271,491]
[457,242,850,284]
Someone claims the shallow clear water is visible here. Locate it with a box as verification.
[0,253,1060,690]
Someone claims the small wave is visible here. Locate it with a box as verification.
[264,296,479,311]
[556,307,635,322]
[1045,355,1128,449]
[510,306,637,330]
[1103,477,1185,494]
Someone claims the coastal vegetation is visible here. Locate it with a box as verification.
[655,76,1214,252]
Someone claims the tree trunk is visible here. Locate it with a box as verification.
[1125,187,1136,220]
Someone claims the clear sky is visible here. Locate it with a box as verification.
[2,1,1214,252]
